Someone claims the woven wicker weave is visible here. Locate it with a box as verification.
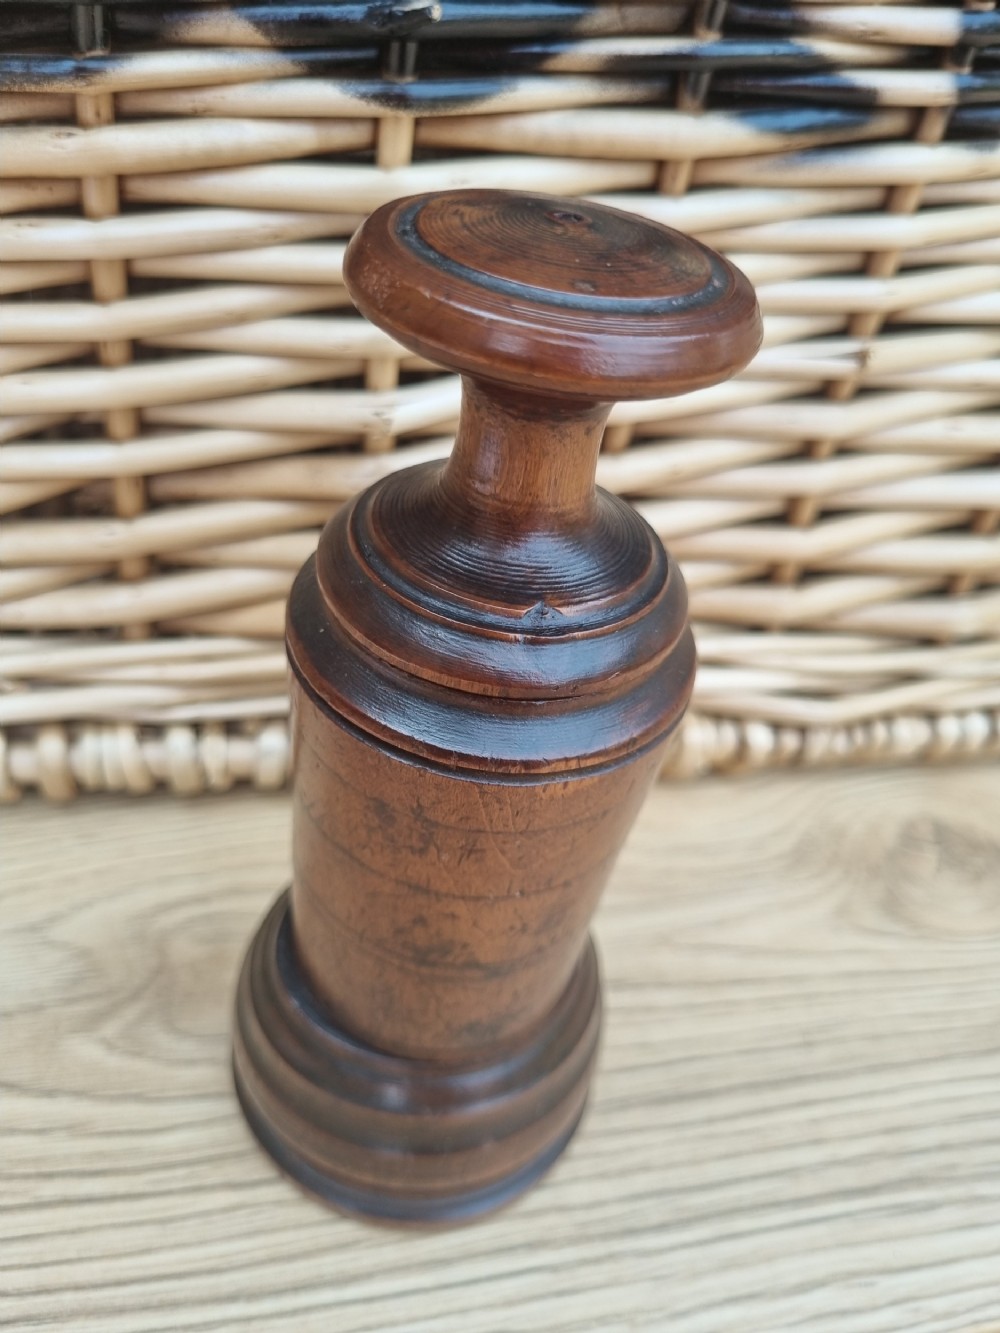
[2,0,999,798]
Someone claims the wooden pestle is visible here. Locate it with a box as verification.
[232,190,761,1224]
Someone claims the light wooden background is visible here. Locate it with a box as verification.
[4,766,1000,1333]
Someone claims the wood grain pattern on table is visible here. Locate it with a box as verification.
[3,766,1000,1332]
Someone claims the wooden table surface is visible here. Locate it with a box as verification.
[4,766,1000,1333]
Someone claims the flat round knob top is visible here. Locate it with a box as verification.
[344,189,762,400]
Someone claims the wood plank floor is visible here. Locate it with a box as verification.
[3,766,1000,1333]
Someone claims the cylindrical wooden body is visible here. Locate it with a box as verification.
[290,672,666,1061]
[282,414,697,1062]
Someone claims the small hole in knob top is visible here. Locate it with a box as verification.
[546,210,587,224]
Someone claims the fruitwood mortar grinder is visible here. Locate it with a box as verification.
[233,189,761,1223]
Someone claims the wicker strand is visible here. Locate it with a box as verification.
[74,81,150,632]
[604,0,727,455]
[772,0,992,588]
[357,41,415,455]
[3,709,997,802]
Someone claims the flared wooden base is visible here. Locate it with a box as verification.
[232,891,601,1225]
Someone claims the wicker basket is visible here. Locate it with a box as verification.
[2,0,998,798]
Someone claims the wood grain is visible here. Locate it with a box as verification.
[3,767,1000,1332]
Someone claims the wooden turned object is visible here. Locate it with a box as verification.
[232,190,761,1224]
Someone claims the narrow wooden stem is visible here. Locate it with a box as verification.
[442,377,610,527]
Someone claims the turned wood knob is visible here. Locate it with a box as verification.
[233,190,761,1224]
